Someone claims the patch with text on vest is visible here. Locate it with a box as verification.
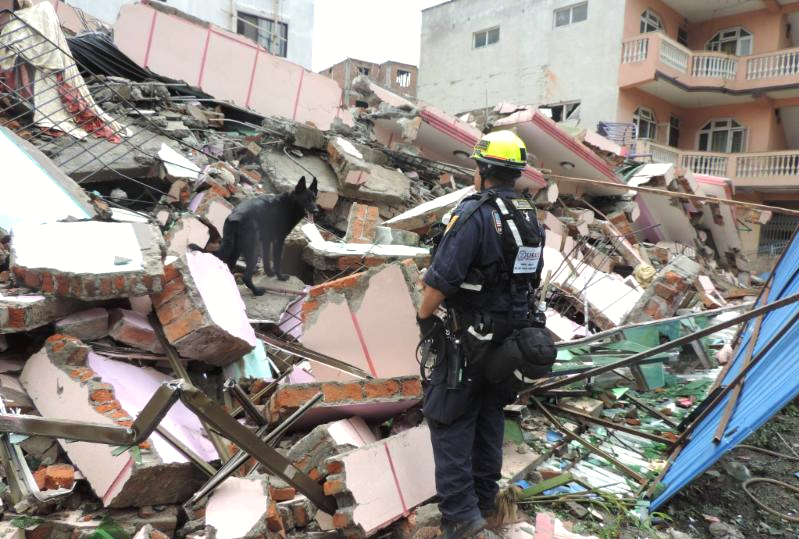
[513,245,542,274]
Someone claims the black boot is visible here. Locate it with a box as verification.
[440,516,487,539]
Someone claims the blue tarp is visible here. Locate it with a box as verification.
[651,230,799,509]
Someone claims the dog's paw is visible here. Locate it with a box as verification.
[277,274,289,281]
[253,287,266,296]
[264,269,276,277]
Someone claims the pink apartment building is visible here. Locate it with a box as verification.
[420,0,799,256]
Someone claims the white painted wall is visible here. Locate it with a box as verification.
[64,0,314,69]
[418,0,626,132]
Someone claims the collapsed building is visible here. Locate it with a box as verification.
[1,3,799,539]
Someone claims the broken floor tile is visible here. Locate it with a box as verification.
[151,252,256,365]
[20,336,217,507]
[266,376,422,429]
[324,424,435,538]
[301,261,423,380]
[10,221,164,300]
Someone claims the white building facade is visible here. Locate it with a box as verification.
[63,0,315,69]
[419,0,626,131]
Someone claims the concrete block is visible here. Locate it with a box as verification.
[151,252,256,365]
[20,336,218,507]
[0,291,86,334]
[266,376,422,429]
[287,417,377,481]
[163,215,210,256]
[301,261,422,381]
[26,507,179,539]
[109,309,164,354]
[560,397,604,418]
[344,203,380,244]
[10,221,165,300]
[205,475,274,539]
[239,274,306,324]
[326,138,411,206]
[190,191,233,236]
[502,442,542,482]
[55,308,110,341]
[324,424,435,538]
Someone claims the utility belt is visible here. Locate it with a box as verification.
[451,308,556,391]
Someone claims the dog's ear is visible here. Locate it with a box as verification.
[295,176,307,192]
[309,178,318,194]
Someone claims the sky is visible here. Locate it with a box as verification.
[311,0,447,72]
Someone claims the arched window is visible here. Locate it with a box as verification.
[698,119,747,153]
[707,27,752,56]
[640,9,664,33]
[634,107,657,140]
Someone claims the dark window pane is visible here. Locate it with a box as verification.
[731,130,744,152]
[474,31,486,47]
[487,27,499,44]
[572,3,587,23]
[699,133,709,150]
[555,9,570,27]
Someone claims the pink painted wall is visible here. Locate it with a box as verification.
[113,3,351,130]
[623,0,685,41]
[617,88,785,152]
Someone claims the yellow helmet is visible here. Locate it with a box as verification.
[471,130,527,170]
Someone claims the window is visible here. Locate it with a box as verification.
[237,12,288,57]
[707,27,752,56]
[640,9,663,33]
[554,3,588,28]
[698,119,747,153]
[357,66,370,76]
[395,70,411,88]
[668,115,680,147]
[540,101,581,122]
[633,107,657,140]
[473,26,500,48]
[677,27,688,46]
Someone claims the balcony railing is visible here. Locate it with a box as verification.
[621,33,799,90]
[636,141,799,186]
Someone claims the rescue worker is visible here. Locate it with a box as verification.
[417,131,547,539]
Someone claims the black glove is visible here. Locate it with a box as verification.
[416,314,444,339]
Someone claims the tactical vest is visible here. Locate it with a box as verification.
[439,189,544,317]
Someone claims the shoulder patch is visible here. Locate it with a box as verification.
[511,198,534,211]
[492,210,503,235]
[444,214,459,234]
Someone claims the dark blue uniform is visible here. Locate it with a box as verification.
[422,186,544,524]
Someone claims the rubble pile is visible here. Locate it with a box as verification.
[0,3,794,539]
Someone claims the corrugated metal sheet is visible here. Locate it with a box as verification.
[651,230,799,509]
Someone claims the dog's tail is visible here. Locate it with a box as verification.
[187,243,206,253]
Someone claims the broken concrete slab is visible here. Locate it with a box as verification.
[205,475,277,539]
[55,307,110,342]
[259,146,340,211]
[384,186,474,232]
[20,335,217,507]
[0,289,87,333]
[301,261,423,380]
[151,252,256,365]
[108,308,164,354]
[163,215,210,256]
[301,224,429,272]
[502,442,542,482]
[327,137,411,206]
[324,424,435,537]
[158,143,201,182]
[624,255,702,324]
[0,126,95,231]
[287,417,377,481]
[239,275,306,324]
[190,191,233,236]
[10,221,165,300]
[266,377,422,429]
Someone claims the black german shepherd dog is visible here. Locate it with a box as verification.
[215,176,319,295]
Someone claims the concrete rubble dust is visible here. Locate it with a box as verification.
[0,3,797,539]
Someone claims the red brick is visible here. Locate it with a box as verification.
[364,379,401,399]
[326,461,344,475]
[333,511,353,529]
[33,467,46,490]
[113,275,127,295]
[94,401,121,413]
[162,264,181,283]
[151,277,186,308]
[664,271,682,285]
[654,282,678,301]
[40,272,54,294]
[69,276,83,297]
[321,382,364,403]
[44,464,75,490]
[55,274,70,296]
[24,270,41,288]
[272,386,322,410]
[292,504,309,528]
[269,486,297,502]
[400,377,422,397]
[7,307,25,329]
[156,293,194,326]
[162,308,204,342]
[90,389,115,404]
[323,479,345,496]
[84,279,97,298]
[266,502,284,532]
[99,277,113,297]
